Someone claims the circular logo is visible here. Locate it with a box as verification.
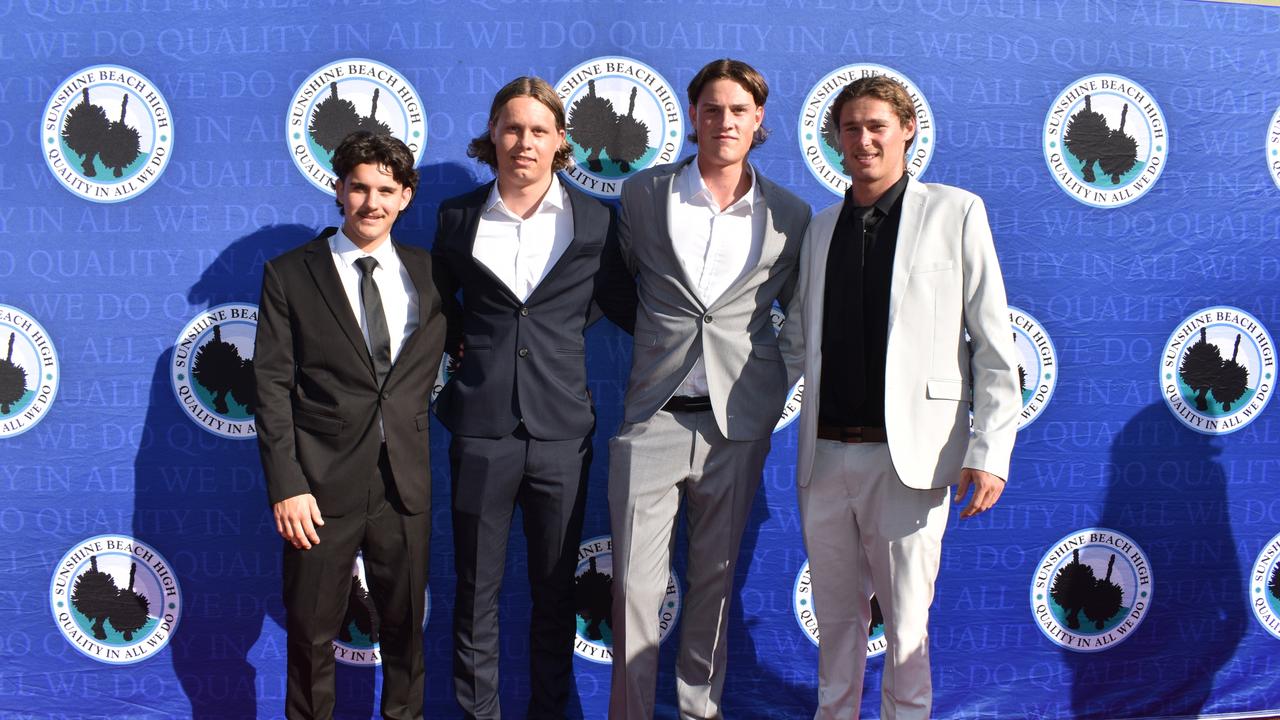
[1161,307,1274,434]
[1043,74,1167,208]
[334,551,431,666]
[431,351,459,405]
[573,535,682,664]
[1268,104,1280,191]
[287,58,427,194]
[42,65,173,203]
[0,305,59,438]
[1031,528,1152,652]
[1010,307,1057,430]
[554,57,685,199]
[798,64,935,197]
[1251,532,1280,641]
[49,535,182,664]
[171,303,259,439]
[793,561,886,657]
[771,304,803,433]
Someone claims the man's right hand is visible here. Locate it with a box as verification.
[273,493,324,550]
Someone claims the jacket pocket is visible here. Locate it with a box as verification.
[926,378,970,401]
[635,331,658,347]
[414,411,431,431]
[910,260,954,274]
[294,406,344,436]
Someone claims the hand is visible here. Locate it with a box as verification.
[954,468,1004,519]
[273,493,324,549]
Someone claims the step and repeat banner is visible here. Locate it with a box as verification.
[3,1,1280,718]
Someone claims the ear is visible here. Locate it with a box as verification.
[753,103,764,132]
[904,117,917,147]
[398,185,412,211]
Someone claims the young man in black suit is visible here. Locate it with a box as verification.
[254,132,447,720]
[431,76,634,719]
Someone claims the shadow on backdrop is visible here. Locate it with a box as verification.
[1066,402,1245,718]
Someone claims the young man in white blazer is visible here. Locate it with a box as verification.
[784,75,1020,720]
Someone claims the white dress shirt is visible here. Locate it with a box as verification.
[330,229,420,364]
[668,160,766,397]
[472,175,575,302]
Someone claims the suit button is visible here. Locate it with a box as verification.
[518,348,529,358]
[519,307,529,316]
[381,391,390,399]
[704,314,713,323]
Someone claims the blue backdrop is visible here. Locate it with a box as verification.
[3,1,1280,718]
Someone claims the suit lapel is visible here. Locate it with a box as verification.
[303,231,375,378]
[887,178,927,336]
[396,242,431,344]
[708,168,785,312]
[527,184,589,305]
[456,182,523,306]
[657,158,707,311]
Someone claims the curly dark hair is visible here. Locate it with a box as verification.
[331,131,419,213]
[468,76,573,172]
[686,58,770,148]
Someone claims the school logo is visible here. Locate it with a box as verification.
[170,303,258,439]
[799,64,934,196]
[1268,104,1280,191]
[0,305,59,438]
[1031,529,1152,652]
[573,535,682,663]
[333,552,431,666]
[771,304,803,433]
[1251,531,1280,641]
[793,561,886,657]
[554,57,684,199]
[49,535,181,664]
[1161,307,1274,434]
[42,65,173,202]
[431,352,459,405]
[287,59,427,193]
[1043,74,1167,208]
[1010,307,1057,429]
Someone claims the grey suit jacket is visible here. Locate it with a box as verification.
[612,157,812,441]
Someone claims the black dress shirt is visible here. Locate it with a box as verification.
[819,173,910,428]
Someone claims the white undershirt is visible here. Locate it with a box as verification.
[330,229,419,364]
[667,160,766,397]
[472,175,575,302]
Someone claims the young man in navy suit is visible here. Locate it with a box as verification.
[431,76,634,720]
[255,132,447,720]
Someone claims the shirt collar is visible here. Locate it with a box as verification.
[484,174,567,218]
[847,172,909,216]
[682,158,758,215]
[333,228,399,270]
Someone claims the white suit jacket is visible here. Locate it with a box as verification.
[783,177,1020,490]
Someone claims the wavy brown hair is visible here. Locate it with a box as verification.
[829,75,917,150]
[467,76,573,172]
[686,58,770,148]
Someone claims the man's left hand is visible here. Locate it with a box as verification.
[954,468,1004,519]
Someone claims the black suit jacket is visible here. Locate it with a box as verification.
[254,228,447,516]
[431,182,635,440]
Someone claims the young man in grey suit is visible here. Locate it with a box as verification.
[604,58,812,720]
[431,77,635,720]
[786,76,1020,720]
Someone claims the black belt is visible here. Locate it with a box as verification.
[817,423,887,443]
[662,395,712,413]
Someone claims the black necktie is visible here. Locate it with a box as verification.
[354,256,391,387]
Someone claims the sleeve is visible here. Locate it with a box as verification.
[779,205,815,389]
[959,195,1021,482]
[430,208,464,356]
[592,203,638,334]
[253,260,312,505]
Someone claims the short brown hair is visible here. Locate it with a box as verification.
[468,76,573,172]
[331,131,419,213]
[686,58,770,148]
[830,76,917,148]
